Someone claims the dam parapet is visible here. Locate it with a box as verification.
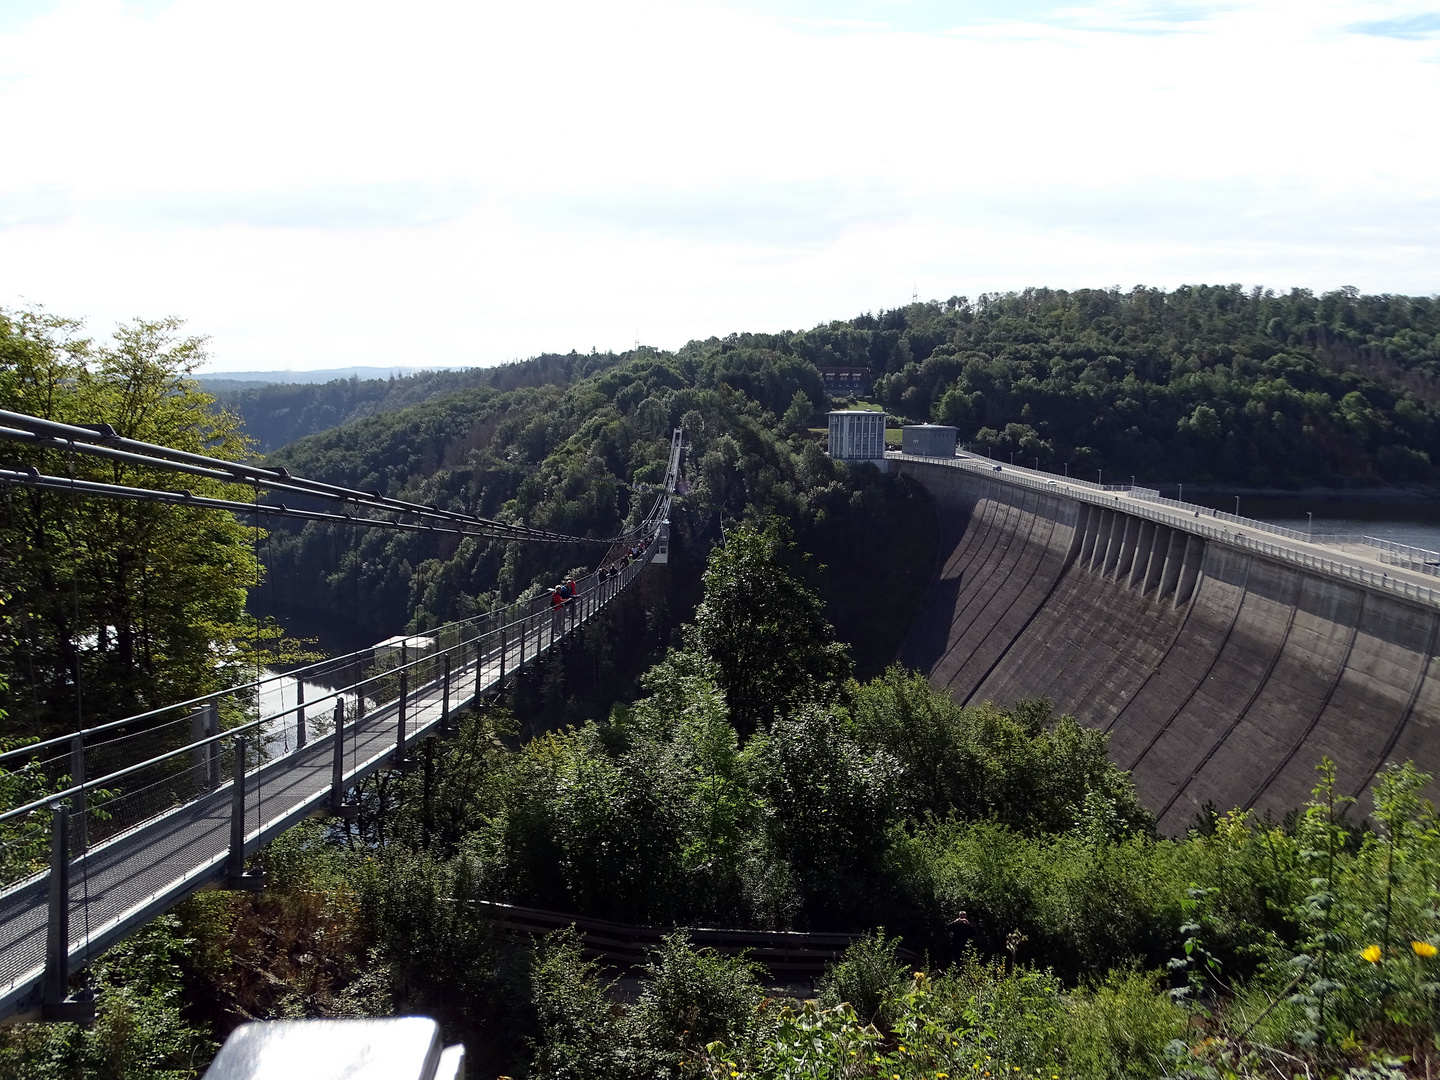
[889,452,1440,833]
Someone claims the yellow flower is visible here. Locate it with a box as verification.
[1413,940,1438,958]
[1362,944,1382,963]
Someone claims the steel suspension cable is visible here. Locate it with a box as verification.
[0,411,664,546]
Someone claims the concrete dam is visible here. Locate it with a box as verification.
[892,456,1440,833]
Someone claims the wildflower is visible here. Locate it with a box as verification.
[1362,944,1383,963]
[1413,940,1438,958]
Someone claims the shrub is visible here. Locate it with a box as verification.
[816,928,911,1027]
[529,927,627,1080]
[625,932,768,1078]
[1052,969,1187,1080]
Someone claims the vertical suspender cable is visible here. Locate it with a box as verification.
[64,440,94,987]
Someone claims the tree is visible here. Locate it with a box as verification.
[690,519,851,741]
[0,309,261,736]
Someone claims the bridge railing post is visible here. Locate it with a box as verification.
[69,734,87,854]
[396,665,409,765]
[226,737,262,891]
[41,801,93,1022]
[295,679,306,751]
[42,802,70,1010]
[330,699,347,815]
[190,705,207,777]
[206,701,220,789]
[498,625,507,689]
[440,654,451,738]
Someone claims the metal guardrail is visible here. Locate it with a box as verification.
[470,898,921,978]
[890,452,1440,611]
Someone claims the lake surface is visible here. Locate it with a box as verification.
[1183,492,1440,553]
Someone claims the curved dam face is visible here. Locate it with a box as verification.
[894,459,1440,833]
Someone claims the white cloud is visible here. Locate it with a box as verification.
[0,0,1436,370]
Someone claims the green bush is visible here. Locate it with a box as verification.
[816,929,911,1027]
[1052,970,1187,1080]
[529,927,627,1080]
[0,916,215,1080]
[625,933,767,1079]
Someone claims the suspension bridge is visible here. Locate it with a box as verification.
[0,415,685,1023]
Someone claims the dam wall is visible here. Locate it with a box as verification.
[893,458,1440,832]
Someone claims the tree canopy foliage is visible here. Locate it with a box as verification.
[208,352,627,453]
[0,310,265,735]
[691,520,851,739]
[256,346,936,691]
[860,286,1440,486]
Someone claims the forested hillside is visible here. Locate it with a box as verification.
[6,290,1440,1079]
[862,286,1440,486]
[255,342,934,703]
[210,353,625,452]
[255,286,1440,492]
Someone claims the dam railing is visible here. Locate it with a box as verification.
[889,452,1440,611]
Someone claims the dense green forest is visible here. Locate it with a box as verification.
[5,289,1440,1079]
[0,311,275,738]
[208,355,626,452]
[865,286,1440,486]
[254,337,933,701]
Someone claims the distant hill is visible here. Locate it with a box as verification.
[208,355,615,452]
[195,365,441,387]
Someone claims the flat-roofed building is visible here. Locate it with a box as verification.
[827,410,886,461]
[902,424,958,457]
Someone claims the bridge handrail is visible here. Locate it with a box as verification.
[0,552,651,825]
[1,559,618,766]
[0,440,681,769]
[2,429,682,819]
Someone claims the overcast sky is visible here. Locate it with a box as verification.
[0,0,1436,372]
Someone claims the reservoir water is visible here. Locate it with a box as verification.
[1184,492,1440,552]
